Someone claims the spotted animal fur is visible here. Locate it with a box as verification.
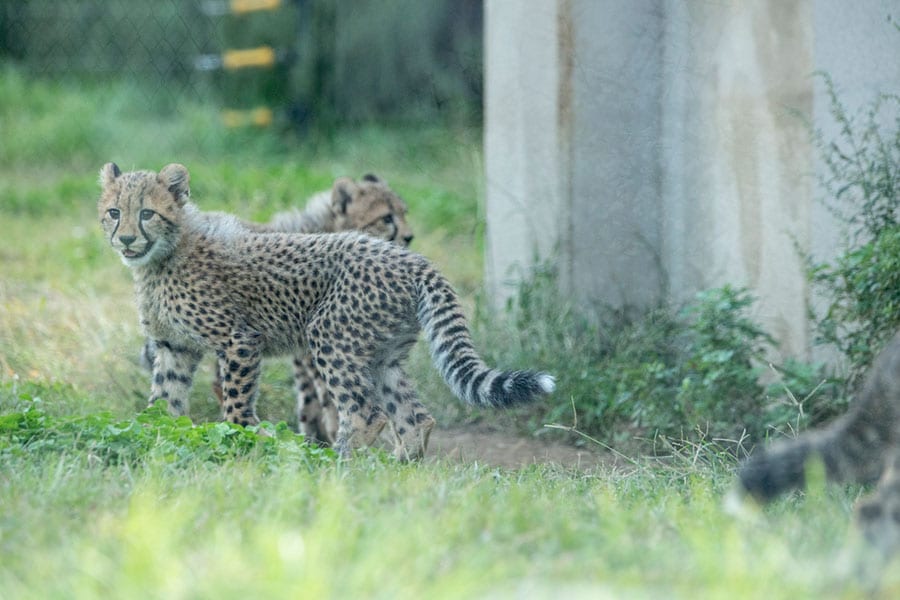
[100,163,555,459]
[139,173,419,447]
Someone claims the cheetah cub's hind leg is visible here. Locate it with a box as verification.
[379,366,435,461]
[332,401,389,458]
[293,351,335,445]
[313,366,434,460]
[309,349,388,457]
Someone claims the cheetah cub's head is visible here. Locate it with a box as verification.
[98,162,190,267]
[331,173,415,246]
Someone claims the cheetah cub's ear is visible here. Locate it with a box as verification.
[331,177,358,215]
[158,163,190,204]
[361,173,384,184]
[100,162,122,188]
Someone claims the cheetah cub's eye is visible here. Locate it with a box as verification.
[107,208,120,219]
[140,209,155,221]
[382,214,394,225]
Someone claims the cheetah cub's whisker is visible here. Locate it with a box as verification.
[98,162,555,459]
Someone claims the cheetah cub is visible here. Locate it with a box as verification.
[737,330,900,557]
[99,162,555,459]
[140,173,421,446]
[250,173,418,445]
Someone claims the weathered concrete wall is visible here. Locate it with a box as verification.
[484,1,665,316]
[484,0,900,358]
[484,1,565,299]
[660,2,814,357]
[565,1,664,317]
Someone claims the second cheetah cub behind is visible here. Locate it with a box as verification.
[99,162,555,459]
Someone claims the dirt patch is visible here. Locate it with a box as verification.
[425,425,610,470]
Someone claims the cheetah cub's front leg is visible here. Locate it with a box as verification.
[148,341,203,416]
[217,332,264,427]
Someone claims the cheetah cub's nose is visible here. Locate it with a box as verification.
[119,235,137,246]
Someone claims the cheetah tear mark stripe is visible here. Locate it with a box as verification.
[362,214,398,242]
[416,273,555,408]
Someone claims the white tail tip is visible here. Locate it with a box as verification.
[538,374,556,394]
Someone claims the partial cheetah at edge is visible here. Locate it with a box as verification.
[738,330,900,556]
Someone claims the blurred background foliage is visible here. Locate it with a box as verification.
[0,0,482,130]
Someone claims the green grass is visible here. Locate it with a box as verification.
[1,65,896,597]
[2,383,896,598]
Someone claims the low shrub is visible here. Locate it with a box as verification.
[805,74,900,385]
[473,265,835,450]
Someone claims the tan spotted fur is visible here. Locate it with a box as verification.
[141,174,418,446]
[101,162,555,459]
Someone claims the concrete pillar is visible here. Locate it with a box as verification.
[484,1,566,304]
[809,0,900,354]
[484,0,900,357]
[565,1,664,317]
[660,2,814,357]
[484,0,664,317]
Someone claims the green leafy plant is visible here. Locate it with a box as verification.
[806,74,900,384]
[0,382,334,469]
[473,263,820,448]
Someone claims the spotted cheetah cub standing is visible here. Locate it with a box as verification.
[737,330,900,557]
[99,162,555,459]
[250,173,418,446]
[140,173,421,446]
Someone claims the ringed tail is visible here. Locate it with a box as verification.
[415,270,555,408]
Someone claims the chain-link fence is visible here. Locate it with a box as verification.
[1,0,482,132]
